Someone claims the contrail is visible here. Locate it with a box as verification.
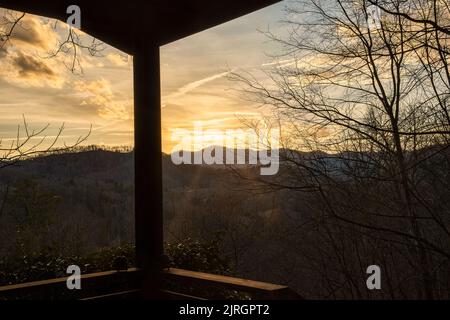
[162,69,235,107]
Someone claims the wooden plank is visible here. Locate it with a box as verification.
[160,290,206,300]
[80,289,141,300]
[0,268,302,300]
[164,268,288,293]
[0,268,142,298]
[0,269,136,292]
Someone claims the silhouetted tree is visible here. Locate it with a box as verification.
[1,9,104,73]
[233,0,450,299]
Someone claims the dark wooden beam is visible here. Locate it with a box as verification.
[133,36,164,298]
[0,0,281,54]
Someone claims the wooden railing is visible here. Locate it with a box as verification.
[0,268,141,300]
[0,268,302,300]
[163,268,301,300]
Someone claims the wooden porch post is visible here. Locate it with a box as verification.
[133,36,164,298]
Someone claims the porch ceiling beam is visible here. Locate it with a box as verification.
[0,0,280,54]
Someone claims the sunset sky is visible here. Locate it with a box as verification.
[0,2,287,154]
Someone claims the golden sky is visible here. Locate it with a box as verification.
[0,3,286,153]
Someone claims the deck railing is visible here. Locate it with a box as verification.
[0,268,301,300]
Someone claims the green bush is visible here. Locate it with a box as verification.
[0,244,135,286]
[166,237,232,276]
[0,239,232,286]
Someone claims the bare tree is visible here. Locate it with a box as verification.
[0,116,90,242]
[232,0,450,299]
[0,9,104,73]
[0,10,25,49]
[45,19,105,74]
[0,116,91,169]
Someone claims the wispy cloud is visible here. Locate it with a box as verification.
[106,53,130,67]
[162,70,235,107]
[0,51,64,88]
[74,79,131,121]
[0,13,58,52]
[262,58,296,68]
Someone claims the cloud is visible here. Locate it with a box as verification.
[106,53,129,67]
[74,79,131,120]
[0,46,7,58]
[162,70,235,107]
[0,11,64,88]
[74,78,112,97]
[12,52,55,77]
[0,50,64,88]
[262,58,296,68]
[97,102,130,120]
[2,14,58,52]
